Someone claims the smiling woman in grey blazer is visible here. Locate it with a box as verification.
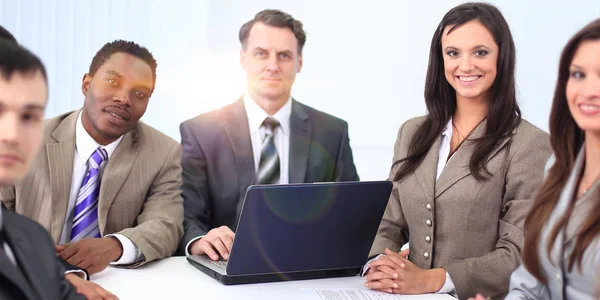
[505,18,600,300]
[363,3,551,300]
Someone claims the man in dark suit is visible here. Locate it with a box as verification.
[0,38,88,300]
[0,26,118,300]
[180,9,359,260]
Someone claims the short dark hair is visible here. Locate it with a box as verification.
[0,39,47,82]
[88,40,157,89]
[239,9,306,55]
[0,25,16,43]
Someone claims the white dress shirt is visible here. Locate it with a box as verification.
[243,93,292,184]
[185,94,293,255]
[364,119,457,297]
[58,111,142,265]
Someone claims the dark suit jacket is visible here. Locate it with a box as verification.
[0,207,84,300]
[179,99,359,251]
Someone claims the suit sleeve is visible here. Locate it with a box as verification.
[58,258,89,280]
[442,131,552,299]
[0,185,16,210]
[116,142,184,267]
[56,257,86,300]
[33,218,85,299]
[334,122,359,181]
[369,122,410,257]
[179,121,212,253]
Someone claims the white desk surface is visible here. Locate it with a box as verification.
[92,257,454,300]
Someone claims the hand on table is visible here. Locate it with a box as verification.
[364,248,446,294]
[57,237,123,275]
[65,273,119,300]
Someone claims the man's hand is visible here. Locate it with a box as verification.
[57,237,123,275]
[65,273,119,300]
[189,226,235,260]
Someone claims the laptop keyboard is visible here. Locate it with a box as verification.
[208,260,228,270]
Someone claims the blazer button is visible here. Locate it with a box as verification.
[425,236,431,243]
[555,273,561,282]
[426,219,432,226]
[424,252,430,259]
[426,204,432,211]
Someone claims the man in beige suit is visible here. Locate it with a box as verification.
[0,40,183,276]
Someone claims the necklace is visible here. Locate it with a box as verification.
[448,118,487,158]
[577,171,600,199]
[451,122,468,150]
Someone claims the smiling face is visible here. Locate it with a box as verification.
[566,39,600,135]
[0,71,47,185]
[441,19,499,103]
[81,52,154,145]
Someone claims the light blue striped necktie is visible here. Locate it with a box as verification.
[70,147,108,242]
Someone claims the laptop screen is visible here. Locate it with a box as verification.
[227,181,392,276]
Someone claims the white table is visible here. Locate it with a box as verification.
[92,257,454,300]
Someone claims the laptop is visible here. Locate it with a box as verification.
[187,180,392,285]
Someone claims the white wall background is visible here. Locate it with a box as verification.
[1,0,599,180]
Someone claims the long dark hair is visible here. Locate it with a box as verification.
[393,2,521,182]
[522,18,600,284]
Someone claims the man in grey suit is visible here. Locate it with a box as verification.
[181,9,359,260]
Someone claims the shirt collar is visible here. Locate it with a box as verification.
[76,111,123,163]
[442,118,453,138]
[243,93,292,134]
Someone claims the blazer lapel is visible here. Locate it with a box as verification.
[98,129,140,234]
[223,100,256,209]
[561,148,591,245]
[435,119,510,198]
[0,248,36,300]
[47,111,78,241]
[3,224,47,300]
[413,137,441,200]
[289,100,312,183]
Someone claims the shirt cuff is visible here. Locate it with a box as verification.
[361,254,384,277]
[185,235,205,256]
[65,270,88,281]
[106,234,143,265]
[437,271,457,297]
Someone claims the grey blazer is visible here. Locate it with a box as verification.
[179,99,359,252]
[369,116,551,300]
[506,147,600,300]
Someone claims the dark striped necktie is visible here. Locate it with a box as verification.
[257,117,280,184]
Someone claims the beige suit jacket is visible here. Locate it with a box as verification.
[0,110,184,267]
[370,116,551,299]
